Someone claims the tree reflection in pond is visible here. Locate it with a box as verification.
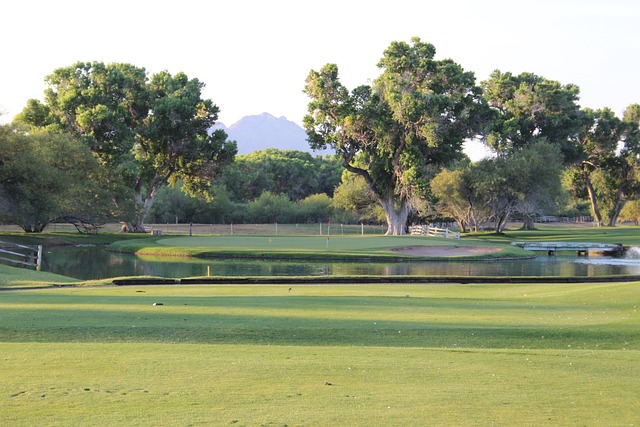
[39,245,640,280]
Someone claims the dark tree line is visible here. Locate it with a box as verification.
[146,150,345,225]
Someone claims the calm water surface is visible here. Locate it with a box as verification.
[40,245,640,280]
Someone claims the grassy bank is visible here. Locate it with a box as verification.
[107,234,531,261]
[0,231,153,246]
[106,223,640,261]
[2,283,639,425]
[0,264,79,289]
[3,223,640,264]
[472,223,640,246]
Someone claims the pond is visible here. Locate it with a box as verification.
[39,245,640,280]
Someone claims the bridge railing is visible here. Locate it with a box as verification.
[511,241,623,255]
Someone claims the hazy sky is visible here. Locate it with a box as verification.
[2,0,638,134]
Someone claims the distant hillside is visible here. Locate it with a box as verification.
[212,113,332,155]
[213,112,487,160]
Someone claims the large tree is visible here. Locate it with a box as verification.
[0,125,110,232]
[16,62,236,231]
[571,106,640,226]
[485,142,565,232]
[430,164,490,233]
[304,38,485,234]
[431,142,564,233]
[481,70,585,229]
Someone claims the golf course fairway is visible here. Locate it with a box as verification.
[2,282,639,425]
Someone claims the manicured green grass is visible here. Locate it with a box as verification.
[2,224,640,424]
[104,223,640,261]
[0,231,154,246]
[4,222,640,265]
[474,223,640,246]
[0,264,79,289]
[107,234,531,260]
[2,283,639,425]
[4,342,638,426]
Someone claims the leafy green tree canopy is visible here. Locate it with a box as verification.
[220,149,342,203]
[572,105,640,225]
[431,166,488,233]
[304,37,485,234]
[482,70,585,161]
[332,173,385,224]
[16,62,236,231]
[0,125,111,232]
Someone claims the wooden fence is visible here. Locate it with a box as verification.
[0,240,43,270]
[535,216,594,223]
[408,225,460,239]
[0,222,390,236]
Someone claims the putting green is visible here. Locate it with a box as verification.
[157,235,444,250]
[112,235,524,261]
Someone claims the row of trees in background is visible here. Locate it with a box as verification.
[304,37,640,234]
[219,149,342,203]
[2,37,640,233]
[146,151,350,224]
[145,149,384,225]
[148,187,341,225]
[429,104,640,232]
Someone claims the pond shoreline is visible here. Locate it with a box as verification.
[110,250,537,263]
[107,244,535,263]
[3,273,639,292]
[112,275,640,286]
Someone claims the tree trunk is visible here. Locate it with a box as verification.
[380,198,410,235]
[468,205,482,233]
[122,182,163,233]
[608,198,626,227]
[496,212,510,233]
[21,224,47,233]
[120,221,146,233]
[607,178,630,227]
[582,172,603,226]
[521,214,536,230]
[19,219,47,232]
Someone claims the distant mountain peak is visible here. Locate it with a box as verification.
[212,113,332,155]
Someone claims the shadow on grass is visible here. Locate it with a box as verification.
[1,302,637,350]
[2,323,637,350]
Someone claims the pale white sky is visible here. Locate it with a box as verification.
[2,0,639,158]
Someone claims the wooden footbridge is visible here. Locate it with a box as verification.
[511,241,624,256]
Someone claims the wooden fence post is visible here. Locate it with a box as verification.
[36,245,43,271]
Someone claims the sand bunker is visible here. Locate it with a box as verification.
[393,245,501,257]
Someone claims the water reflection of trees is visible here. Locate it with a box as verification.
[41,247,640,280]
